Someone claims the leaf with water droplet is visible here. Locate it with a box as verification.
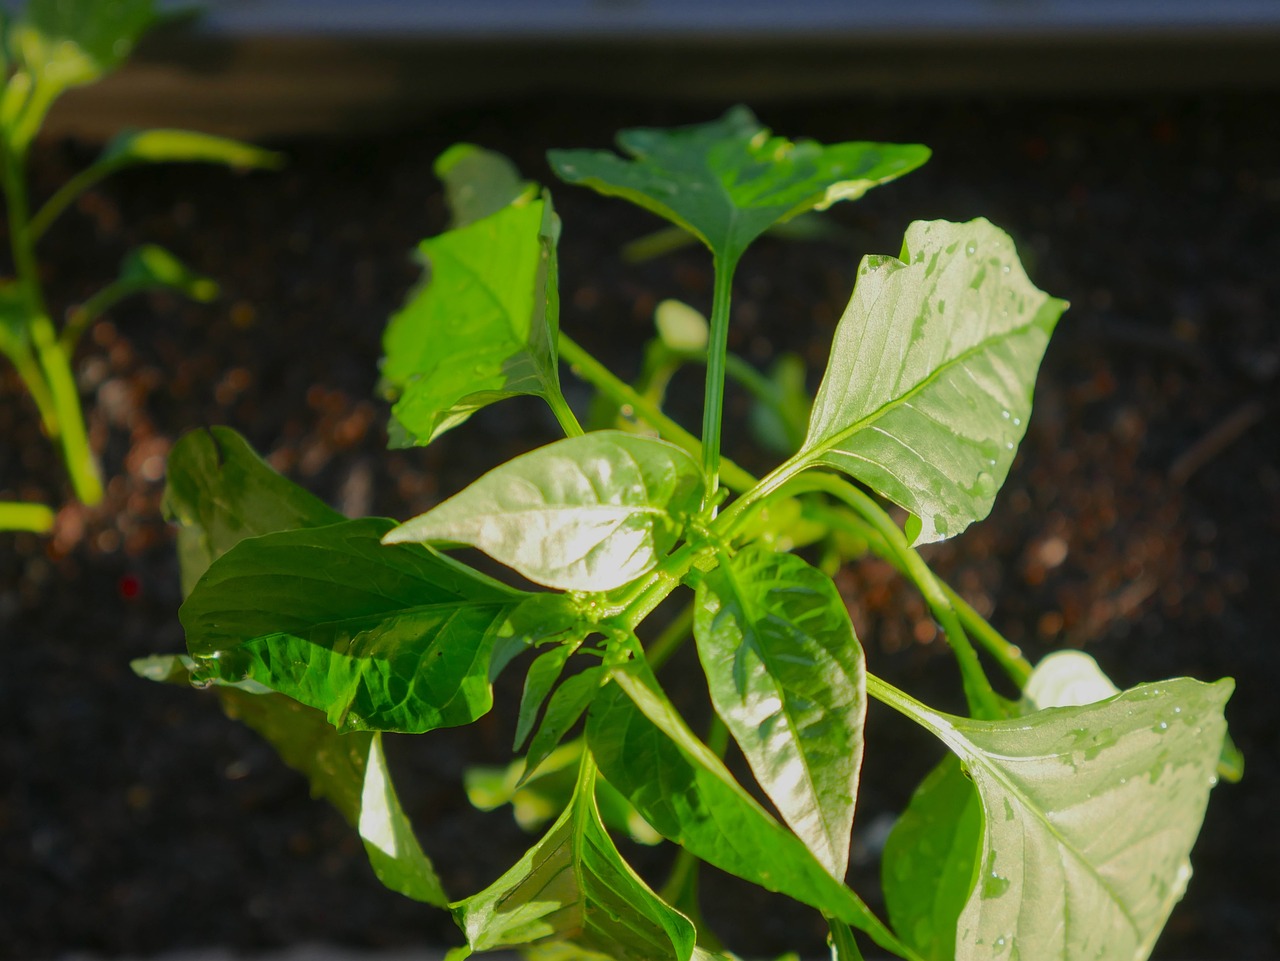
[877,671,1234,960]
[549,105,929,268]
[799,219,1067,545]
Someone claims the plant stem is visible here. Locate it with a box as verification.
[28,160,113,243]
[645,600,695,671]
[545,389,584,438]
[0,501,55,532]
[700,254,738,509]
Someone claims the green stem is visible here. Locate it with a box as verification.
[700,253,739,509]
[645,599,695,671]
[546,389,584,438]
[0,500,55,532]
[5,338,60,436]
[28,160,114,243]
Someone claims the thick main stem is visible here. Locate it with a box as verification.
[699,254,738,510]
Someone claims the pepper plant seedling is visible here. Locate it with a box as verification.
[0,0,281,531]
[138,108,1240,961]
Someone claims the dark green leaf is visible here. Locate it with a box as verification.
[381,197,564,446]
[800,219,1068,545]
[694,546,865,878]
[549,106,929,265]
[881,756,982,961]
[100,129,284,172]
[384,431,703,592]
[163,426,343,594]
[434,142,535,228]
[874,673,1234,960]
[587,660,912,959]
[181,516,522,733]
[522,666,605,781]
[453,764,695,961]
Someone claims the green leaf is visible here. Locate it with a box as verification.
[381,197,565,447]
[881,756,982,961]
[181,516,523,733]
[799,219,1068,545]
[1023,650,1121,710]
[587,660,913,960]
[828,916,867,961]
[132,654,446,905]
[516,644,577,750]
[434,142,536,229]
[120,243,218,300]
[872,673,1234,961]
[7,0,154,90]
[655,299,709,353]
[522,666,606,781]
[453,763,695,961]
[99,128,284,172]
[549,105,929,266]
[694,546,865,878]
[384,431,704,592]
[163,426,344,594]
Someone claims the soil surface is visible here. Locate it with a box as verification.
[2,95,1277,960]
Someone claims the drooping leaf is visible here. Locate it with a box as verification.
[181,516,524,733]
[384,431,704,592]
[163,426,344,594]
[434,142,535,229]
[872,673,1234,961]
[694,546,865,878]
[799,219,1068,545]
[587,660,913,960]
[453,764,695,961]
[99,128,284,172]
[465,739,661,845]
[380,197,565,447]
[549,105,929,267]
[880,755,982,961]
[132,654,446,905]
[522,666,605,781]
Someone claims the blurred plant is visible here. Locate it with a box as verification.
[141,109,1240,961]
[0,0,280,531]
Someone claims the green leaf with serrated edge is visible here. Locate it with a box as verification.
[99,128,284,171]
[132,654,446,906]
[587,660,916,960]
[881,755,982,961]
[163,427,343,594]
[873,673,1234,961]
[381,197,564,447]
[516,645,576,750]
[453,763,695,961]
[384,431,703,592]
[799,219,1067,545]
[694,546,865,879]
[435,142,536,229]
[465,739,661,845]
[522,666,605,783]
[549,105,929,267]
[181,516,523,733]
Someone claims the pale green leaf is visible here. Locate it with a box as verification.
[117,243,218,301]
[434,142,535,228]
[694,546,865,878]
[453,766,695,961]
[384,431,703,592]
[132,654,446,905]
[549,105,929,266]
[587,660,913,960]
[181,516,523,733]
[873,674,1234,961]
[880,756,982,961]
[163,426,343,594]
[800,219,1068,545]
[1024,650,1120,710]
[381,197,564,446]
[100,128,284,172]
[655,299,709,352]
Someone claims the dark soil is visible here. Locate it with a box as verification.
[2,95,1277,960]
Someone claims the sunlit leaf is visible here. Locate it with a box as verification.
[694,546,865,878]
[549,105,929,266]
[453,764,695,961]
[874,674,1234,960]
[181,516,524,733]
[163,426,343,594]
[800,219,1067,545]
[587,659,911,959]
[384,431,703,592]
[381,197,565,446]
[434,142,535,229]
